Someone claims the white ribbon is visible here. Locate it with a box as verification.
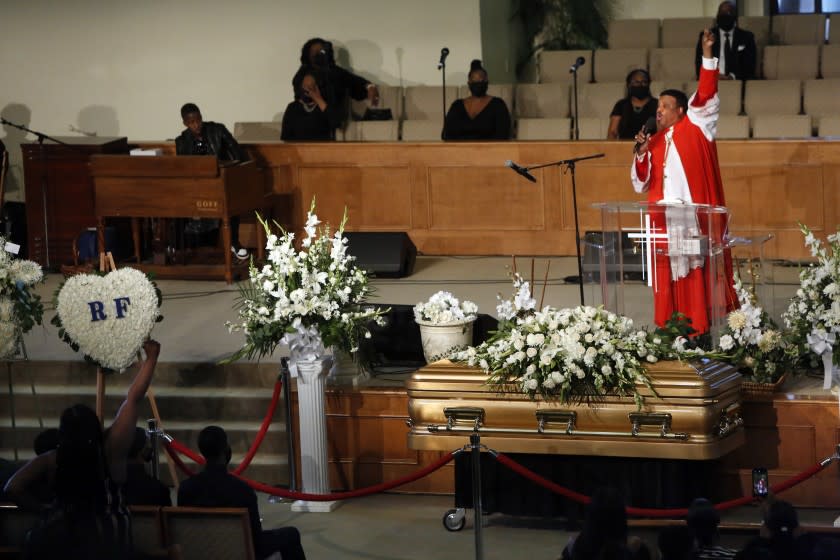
[283,322,327,378]
[808,330,837,390]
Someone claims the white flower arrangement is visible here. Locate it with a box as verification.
[0,236,44,359]
[783,223,840,373]
[226,200,385,364]
[414,291,478,326]
[453,275,654,407]
[54,267,162,371]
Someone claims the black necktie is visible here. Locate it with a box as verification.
[723,32,733,75]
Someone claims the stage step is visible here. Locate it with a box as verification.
[0,360,291,487]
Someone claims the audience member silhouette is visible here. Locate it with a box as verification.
[3,340,160,560]
[122,427,171,507]
[177,425,306,560]
[657,525,694,560]
[688,497,737,558]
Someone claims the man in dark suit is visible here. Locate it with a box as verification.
[177,425,306,560]
[694,1,757,80]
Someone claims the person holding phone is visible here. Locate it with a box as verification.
[281,73,344,141]
[687,498,736,559]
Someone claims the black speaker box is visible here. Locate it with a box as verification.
[345,232,417,278]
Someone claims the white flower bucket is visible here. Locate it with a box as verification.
[416,319,474,363]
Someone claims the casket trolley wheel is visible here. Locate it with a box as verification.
[442,508,466,531]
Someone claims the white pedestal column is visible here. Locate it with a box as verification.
[291,357,341,512]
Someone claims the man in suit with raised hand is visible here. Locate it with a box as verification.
[694,1,757,81]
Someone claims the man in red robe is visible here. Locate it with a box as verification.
[631,29,738,335]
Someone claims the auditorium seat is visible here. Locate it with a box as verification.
[162,507,256,560]
[515,83,570,118]
[803,79,840,134]
[515,118,572,140]
[401,119,443,141]
[716,115,750,139]
[539,50,593,84]
[350,84,403,121]
[649,48,697,82]
[744,80,802,116]
[608,19,660,49]
[233,121,282,141]
[593,48,648,83]
[738,16,771,48]
[751,114,812,138]
[680,80,744,115]
[457,83,514,115]
[649,80,685,96]
[578,82,625,118]
[820,44,840,78]
[818,115,840,136]
[770,14,827,45]
[403,86,456,120]
[762,45,820,80]
[344,120,400,142]
[661,18,709,48]
[575,117,610,140]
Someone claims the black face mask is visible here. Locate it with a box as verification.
[717,14,736,31]
[468,81,489,97]
[300,94,313,104]
[629,86,650,100]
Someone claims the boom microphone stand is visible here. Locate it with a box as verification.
[1,117,72,269]
[506,152,605,306]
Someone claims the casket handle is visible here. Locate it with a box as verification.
[442,406,485,431]
[535,410,577,434]
[628,412,689,439]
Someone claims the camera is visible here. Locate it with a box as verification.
[752,467,769,498]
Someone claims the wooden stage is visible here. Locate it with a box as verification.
[291,373,840,509]
[129,139,840,263]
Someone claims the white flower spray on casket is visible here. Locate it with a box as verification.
[0,236,44,359]
[225,199,386,365]
[452,273,657,409]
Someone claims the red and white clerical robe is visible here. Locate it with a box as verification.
[631,56,738,335]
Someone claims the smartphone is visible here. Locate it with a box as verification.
[752,467,769,498]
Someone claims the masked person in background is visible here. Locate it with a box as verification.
[443,59,511,141]
[291,37,380,138]
[281,73,344,141]
[608,69,658,140]
[695,1,756,81]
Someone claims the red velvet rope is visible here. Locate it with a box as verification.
[494,453,830,518]
[233,378,283,475]
[164,439,456,501]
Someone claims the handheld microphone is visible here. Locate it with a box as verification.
[505,160,537,183]
[438,47,450,69]
[568,56,586,73]
[633,116,658,154]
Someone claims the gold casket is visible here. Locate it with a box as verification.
[406,359,745,460]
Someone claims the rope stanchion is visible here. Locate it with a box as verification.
[163,437,458,502]
[493,451,834,519]
[233,378,283,475]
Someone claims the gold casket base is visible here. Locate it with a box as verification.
[406,359,745,460]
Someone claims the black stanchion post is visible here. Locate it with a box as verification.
[470,433,484,560]
[147,417,160,481]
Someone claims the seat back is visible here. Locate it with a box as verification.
[744,80,802,116]
[770,14,827,45]
[404,86,456,120]
[0,504,40,552]
[233,122,282,142]
[661,18,709,48]
[401,120,443,141]
[751,114,812,138]
[162,507,255,560]
[515,118,571,140]
[649,48,696,82]
[344,120,400,142]
[739,16,771,49]
[821,44,840,78]
[593,48,648,83]
[539,50,593,84]
[578,82,625,119]
[818,115,840,136]
[515,83,570,118]
[803,78,840,117]
[716,115,750,139]
[762,45,820,80]
[131,505,166,557]
[609,19,660,49]
[576,117,611,140]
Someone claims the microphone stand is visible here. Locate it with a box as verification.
[570,66,581,141]
[439,58,447,139]
[520,153,605,306]
[1,117,73,269]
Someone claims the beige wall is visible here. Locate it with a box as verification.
[0,0,482,201]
